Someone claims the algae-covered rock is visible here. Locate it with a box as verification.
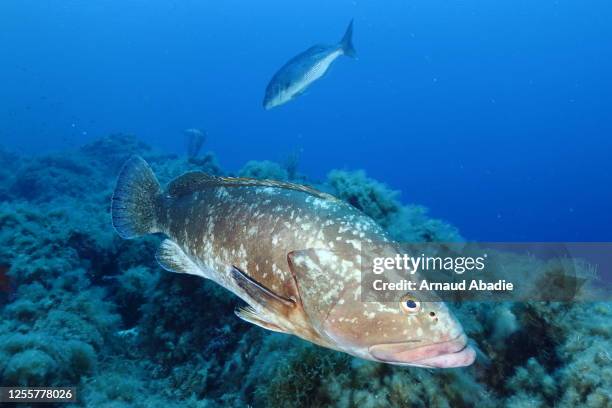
[3,349,58,386]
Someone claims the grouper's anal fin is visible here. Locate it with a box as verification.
[155,239,209,278]
[230,265,296,333]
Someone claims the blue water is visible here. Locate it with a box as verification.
[1,1,611,241]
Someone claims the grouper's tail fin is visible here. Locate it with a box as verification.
[339,19,357,59]
[111,156,162,239]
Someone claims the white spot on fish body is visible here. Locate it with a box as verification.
[259,187,277,195]
[345,239,361,251]
[309,197,332,210]
[317,250,336,266]
[272,263,283,277]
[216,187,229,199]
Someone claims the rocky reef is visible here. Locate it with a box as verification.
[0,135,609,407]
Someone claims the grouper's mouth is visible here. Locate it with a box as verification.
[368,333,476,368]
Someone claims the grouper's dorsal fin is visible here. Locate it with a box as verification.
[166,172,338,201]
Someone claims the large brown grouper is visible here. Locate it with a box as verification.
[111,156,475,368]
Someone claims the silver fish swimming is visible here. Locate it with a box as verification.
[263,20,357,110]
[111,157,476,368]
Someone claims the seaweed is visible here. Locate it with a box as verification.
[326,169,462,242]
[239,160,290,181]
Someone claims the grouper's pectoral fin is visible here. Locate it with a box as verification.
[230,266,295,333]
[230,265,295,311]
[155,239,209,278]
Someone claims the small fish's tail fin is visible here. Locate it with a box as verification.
[339,19,357,59]
[111,156,162,239]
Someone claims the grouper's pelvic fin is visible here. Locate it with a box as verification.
[340,19,357,59]
[111,156,162,239]
[235,306,287,334]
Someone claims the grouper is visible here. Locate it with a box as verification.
[111,156,476,368]
[263,20,357,110]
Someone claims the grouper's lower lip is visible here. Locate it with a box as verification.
[368,333,476,368]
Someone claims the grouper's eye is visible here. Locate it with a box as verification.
[399,295,421,314]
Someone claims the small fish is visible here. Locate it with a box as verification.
[111,157,475,367]
[263,20,357,110]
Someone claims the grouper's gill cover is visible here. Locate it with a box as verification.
[111,156,476,368]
